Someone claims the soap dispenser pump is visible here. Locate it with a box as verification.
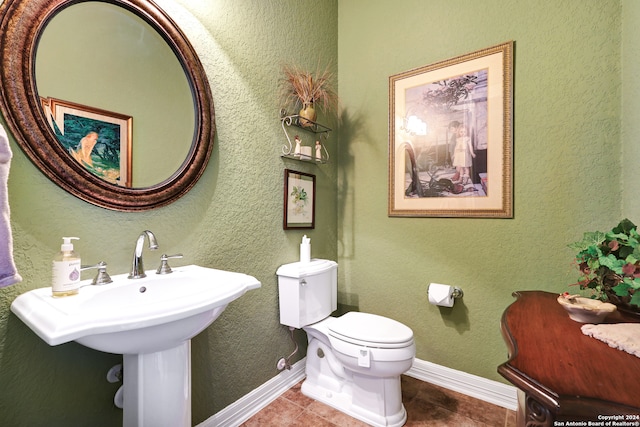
[52,237,81,297]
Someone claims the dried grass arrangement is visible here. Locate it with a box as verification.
[280,62,338,119]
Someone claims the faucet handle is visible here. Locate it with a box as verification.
[156,254,183,275]
[81,261,113,285]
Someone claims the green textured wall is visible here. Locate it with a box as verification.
[337,0,624,382]
[0,0,635,426]
[623,0,640,218]
[0,0,337,425]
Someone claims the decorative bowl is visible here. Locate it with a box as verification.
[557,294,617,323]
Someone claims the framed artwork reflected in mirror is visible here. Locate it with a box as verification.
[42,97,132,187]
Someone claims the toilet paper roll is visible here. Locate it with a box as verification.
[428,283,455,307]
[300,235,311,263]
[300,243,310,263]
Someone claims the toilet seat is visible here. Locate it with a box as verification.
[328,312,414,349]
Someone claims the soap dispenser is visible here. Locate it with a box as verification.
[52,237,81,297]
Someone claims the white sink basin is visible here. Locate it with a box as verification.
[11,264,261,427]
[11,264,261,353]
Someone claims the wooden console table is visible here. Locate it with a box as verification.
[498,291,640,426]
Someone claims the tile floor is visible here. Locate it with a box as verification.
[241,375,517,426]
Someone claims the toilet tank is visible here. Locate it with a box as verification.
[276,259,337,329]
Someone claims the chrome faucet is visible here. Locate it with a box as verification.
[128,230,158,279]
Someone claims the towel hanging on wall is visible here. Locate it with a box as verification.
[0,123,22,288]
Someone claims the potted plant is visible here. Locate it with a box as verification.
[568,218,640,312]
[280,62,338,127]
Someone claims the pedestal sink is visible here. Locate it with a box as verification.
[11,264,261,427]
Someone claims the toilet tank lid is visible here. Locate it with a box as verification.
[276,259,337,278]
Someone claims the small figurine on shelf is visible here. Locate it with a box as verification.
[294,135,301,157]
[315,141,322,162]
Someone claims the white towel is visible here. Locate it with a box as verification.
[0,123,21,288]
[581,323,640,358]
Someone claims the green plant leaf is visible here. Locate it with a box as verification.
[630,292,640,307]
[599,254,625,273]
[613,282,632,296]
[612,218,637,235]
[568,231,606,251]
[628,277,640,289]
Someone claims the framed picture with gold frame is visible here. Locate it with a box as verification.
[41,97,133,187]
[388,41,513,218]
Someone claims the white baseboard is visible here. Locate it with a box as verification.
[406,359,518,410]
[197,359,306,427]
[198,357,517,426]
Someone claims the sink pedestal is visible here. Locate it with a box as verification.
[123,341,191,427]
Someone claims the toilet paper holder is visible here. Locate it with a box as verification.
[427,283,464,307]
[451,287,463,299]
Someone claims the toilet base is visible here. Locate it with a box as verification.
[302,338,408,427]
[301,376,407,427]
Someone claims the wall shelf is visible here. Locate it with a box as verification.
[280,109,331,164]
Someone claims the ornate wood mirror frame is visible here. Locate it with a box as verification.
[0,0,215,211]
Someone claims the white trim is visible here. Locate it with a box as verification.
[198,357,517,427]
[406,358,518,410]
[197,359,306,427]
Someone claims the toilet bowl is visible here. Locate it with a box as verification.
[276,259,415,427]
[302,312,415,427]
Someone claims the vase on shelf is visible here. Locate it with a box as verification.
[298,104,316,128]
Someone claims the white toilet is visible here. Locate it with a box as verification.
[276,259,415,427]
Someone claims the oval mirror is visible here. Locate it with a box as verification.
[0,0,215,211]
